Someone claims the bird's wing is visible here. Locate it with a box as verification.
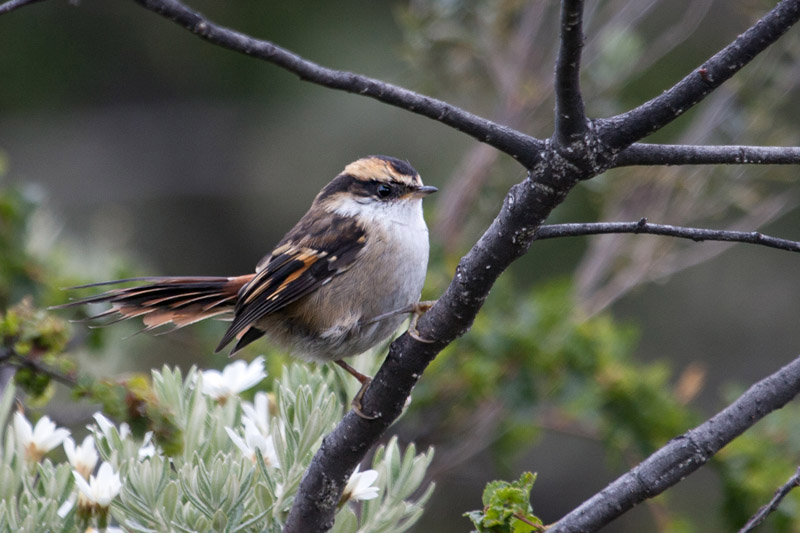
[215,211,366,352]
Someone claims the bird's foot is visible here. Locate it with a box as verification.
[407,300,436,343]
[334,359,380,420]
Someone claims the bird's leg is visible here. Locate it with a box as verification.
[359,306,411,326]
[336,301,436,418]
[359,300,437,344]
[334,359,380,420]
[407,300,436,343]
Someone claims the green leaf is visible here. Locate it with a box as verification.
[465,472,543,533]
[331,506,358,533]
[0,381,15,442]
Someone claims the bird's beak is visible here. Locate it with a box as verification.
[411,185,438,198]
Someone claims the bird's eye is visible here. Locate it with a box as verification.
[376,184,392,198]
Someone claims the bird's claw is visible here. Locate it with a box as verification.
[351,378,380,420]
[408,300,436,343]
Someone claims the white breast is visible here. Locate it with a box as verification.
[319,196,430,352]
[333,195,430,286]
[257,195,431,362]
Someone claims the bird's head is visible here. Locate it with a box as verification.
[315,156,437,217]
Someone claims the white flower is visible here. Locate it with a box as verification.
[201,356,266,402]
[138,431,156,459]
[342,466,380,502]
[73,462,122,509]
[63,435,98,479]
[242,391,272,435]
[13,411,70,463]
[225,418,278,467]
[242,392,288,445]
[91,412,130,441]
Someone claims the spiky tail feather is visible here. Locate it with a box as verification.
[55,275,254,334]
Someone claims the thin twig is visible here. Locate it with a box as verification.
[616,143,800,166]
[535,219,800,254]
[1,346,77,387]
[16,357,77,387]
[740,467,800,532]
[550,354,800,532]
[129,0,545,168]
[598,0,800,150]
[554,0,588,145]
[0,0,45,15]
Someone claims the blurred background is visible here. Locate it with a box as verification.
[2,0,800,530]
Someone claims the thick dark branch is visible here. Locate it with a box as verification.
[129,0,545,168]
[285,164,580,532]
[616,143,800,166]
[550,354,800,532]
[282,1,800,527]
[597,0,800,150]
[535,220,800,254]
[0,0,45,15]
[554,0,588,145]
[740,466,800,532]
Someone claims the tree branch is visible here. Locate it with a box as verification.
[597,0,800,151]
[284,161,582,532]
[535,220,800,254]
[17,356,77,387]
[5,0,797,530]
[740,466,800,532]
[554,0,588,146]
[550,354,800,532]
[0,0,45,15]
[615,143,800,166]
[0,346,77,388]
[284,2,800,530]
[128,0,545,168]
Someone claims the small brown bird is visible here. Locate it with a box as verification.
[58,155,437,417]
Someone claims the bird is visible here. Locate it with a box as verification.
[56,155,437,418]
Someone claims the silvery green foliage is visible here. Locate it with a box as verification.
[341,439,435,533]
[0,382,76,533]
[0,360,434,532]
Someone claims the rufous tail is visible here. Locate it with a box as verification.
[54,275,254,334]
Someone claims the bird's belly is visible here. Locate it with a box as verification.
[258,224,428,362]
[257,299,410,363]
